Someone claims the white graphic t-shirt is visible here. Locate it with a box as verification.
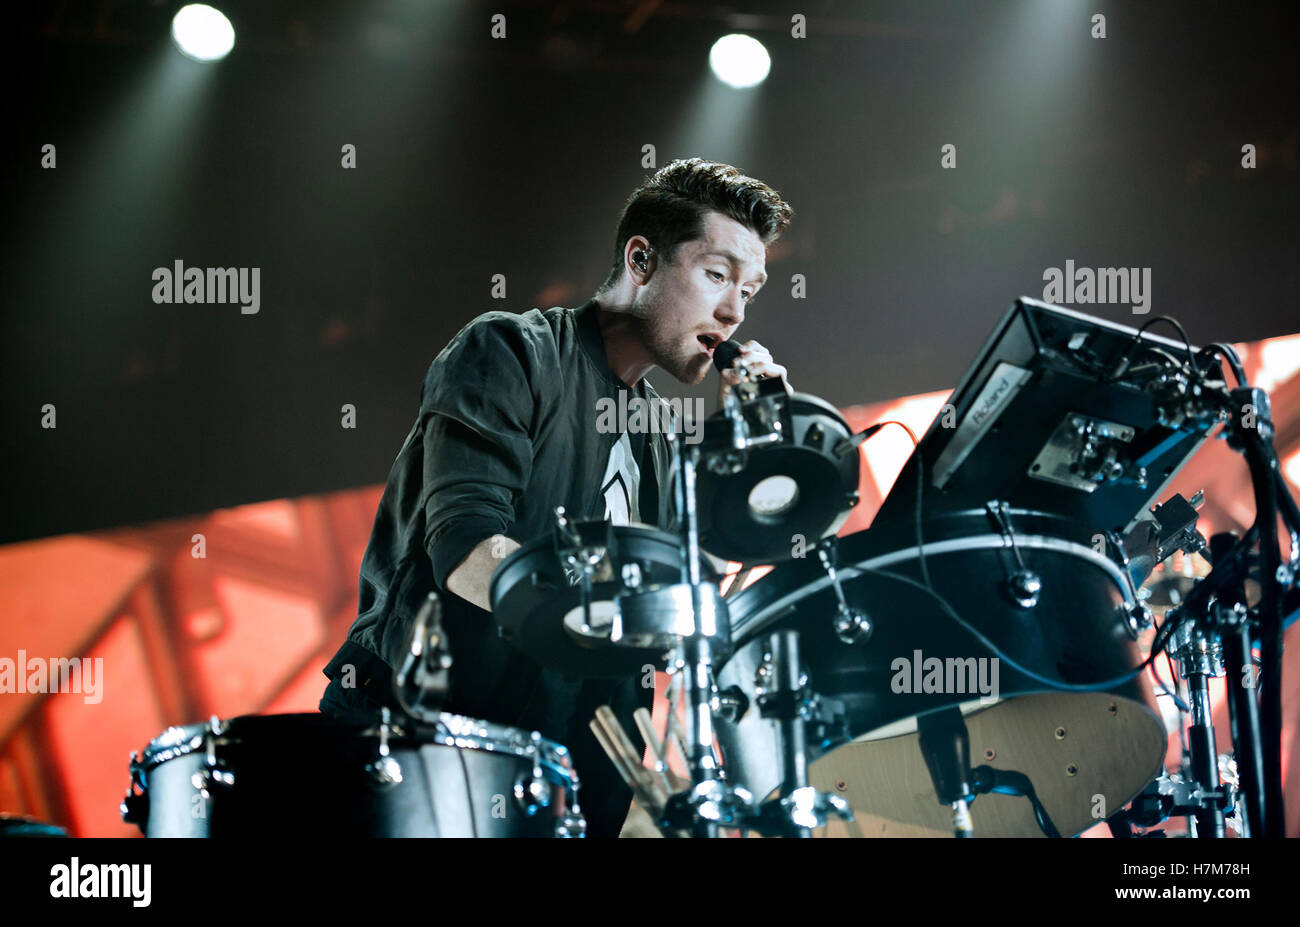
[600,431,641,526]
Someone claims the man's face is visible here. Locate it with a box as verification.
[632,211,768,385]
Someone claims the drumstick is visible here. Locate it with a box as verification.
[595,706,670,807]
[634,707,676,790]
[594,706,641,767]
[589,720,639,784]
[590,719,660,812]
[725,566,753,599]
[662,671,721,772]
[632,708,674,797]
[589,711,667,810]
[633,708,666,766]
[589,710,639,780]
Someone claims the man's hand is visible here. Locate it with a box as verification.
[716,339,792,405]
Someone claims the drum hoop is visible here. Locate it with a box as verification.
[430,715,574,778]
[137,713,574,779]
[730,533,1138,638]
[490,523,686,603]
[137,726,209,770]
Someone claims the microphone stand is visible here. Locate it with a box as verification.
[657,356,851,837]
[393,592,452,722]
[658,437,751,838]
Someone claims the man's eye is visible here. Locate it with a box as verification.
[708,270,725,282]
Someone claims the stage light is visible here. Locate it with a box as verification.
[708,34,770,89]
[171,4,235,62]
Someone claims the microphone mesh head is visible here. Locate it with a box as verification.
[712,339,743,372]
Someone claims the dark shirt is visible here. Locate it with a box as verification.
[320,298,680,835]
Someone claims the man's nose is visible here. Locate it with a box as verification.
[716,290,745,327]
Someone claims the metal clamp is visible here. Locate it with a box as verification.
[816,538,872,643]
[120,751,149,825]
[554,507,612,634]
[753,649,812,721]
[194,715,235,797]
[712,685,750,724]
[514,731,554,817]
[365,707,403,789]
[1171,622,1225,679]
[1102,529,1152,637]
[555,774,586,838]
[752,786,853,835]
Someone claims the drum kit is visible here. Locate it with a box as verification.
[121,298,1298,838]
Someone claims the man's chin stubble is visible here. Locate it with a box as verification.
[665,354,710,385]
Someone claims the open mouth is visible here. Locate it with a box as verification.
[697,332,723,354]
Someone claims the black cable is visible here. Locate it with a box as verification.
[866,428,1159,693]
[1202,342,1247,386]
[1162,526,1259,626]
[854,564,1170,694]
[1028,786,1062,839]
[1160,628,1192,770]
[1103,315,1205,386]
[971,765,1061,838]
[1153,613,1191,714]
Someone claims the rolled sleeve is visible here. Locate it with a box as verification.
[419,313,544,590]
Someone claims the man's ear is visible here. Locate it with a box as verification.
[626,238,656,280]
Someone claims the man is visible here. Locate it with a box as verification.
[319,158,794,836]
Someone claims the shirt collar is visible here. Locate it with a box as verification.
[574,297,651,395]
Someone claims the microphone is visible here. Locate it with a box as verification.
[712,339,748,377]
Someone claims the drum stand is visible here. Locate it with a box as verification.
[1129,529,1261,839]
[1168,597,1230,838]
[393,592,588,837]
[746,630,852,837]
[1112,379,1298,839]
[1153,383,1296,839]
[658,441,752,838]
[1110,538,1250,838]
[656,435,851,838]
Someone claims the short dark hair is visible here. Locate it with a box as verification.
[597,158,794,293]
